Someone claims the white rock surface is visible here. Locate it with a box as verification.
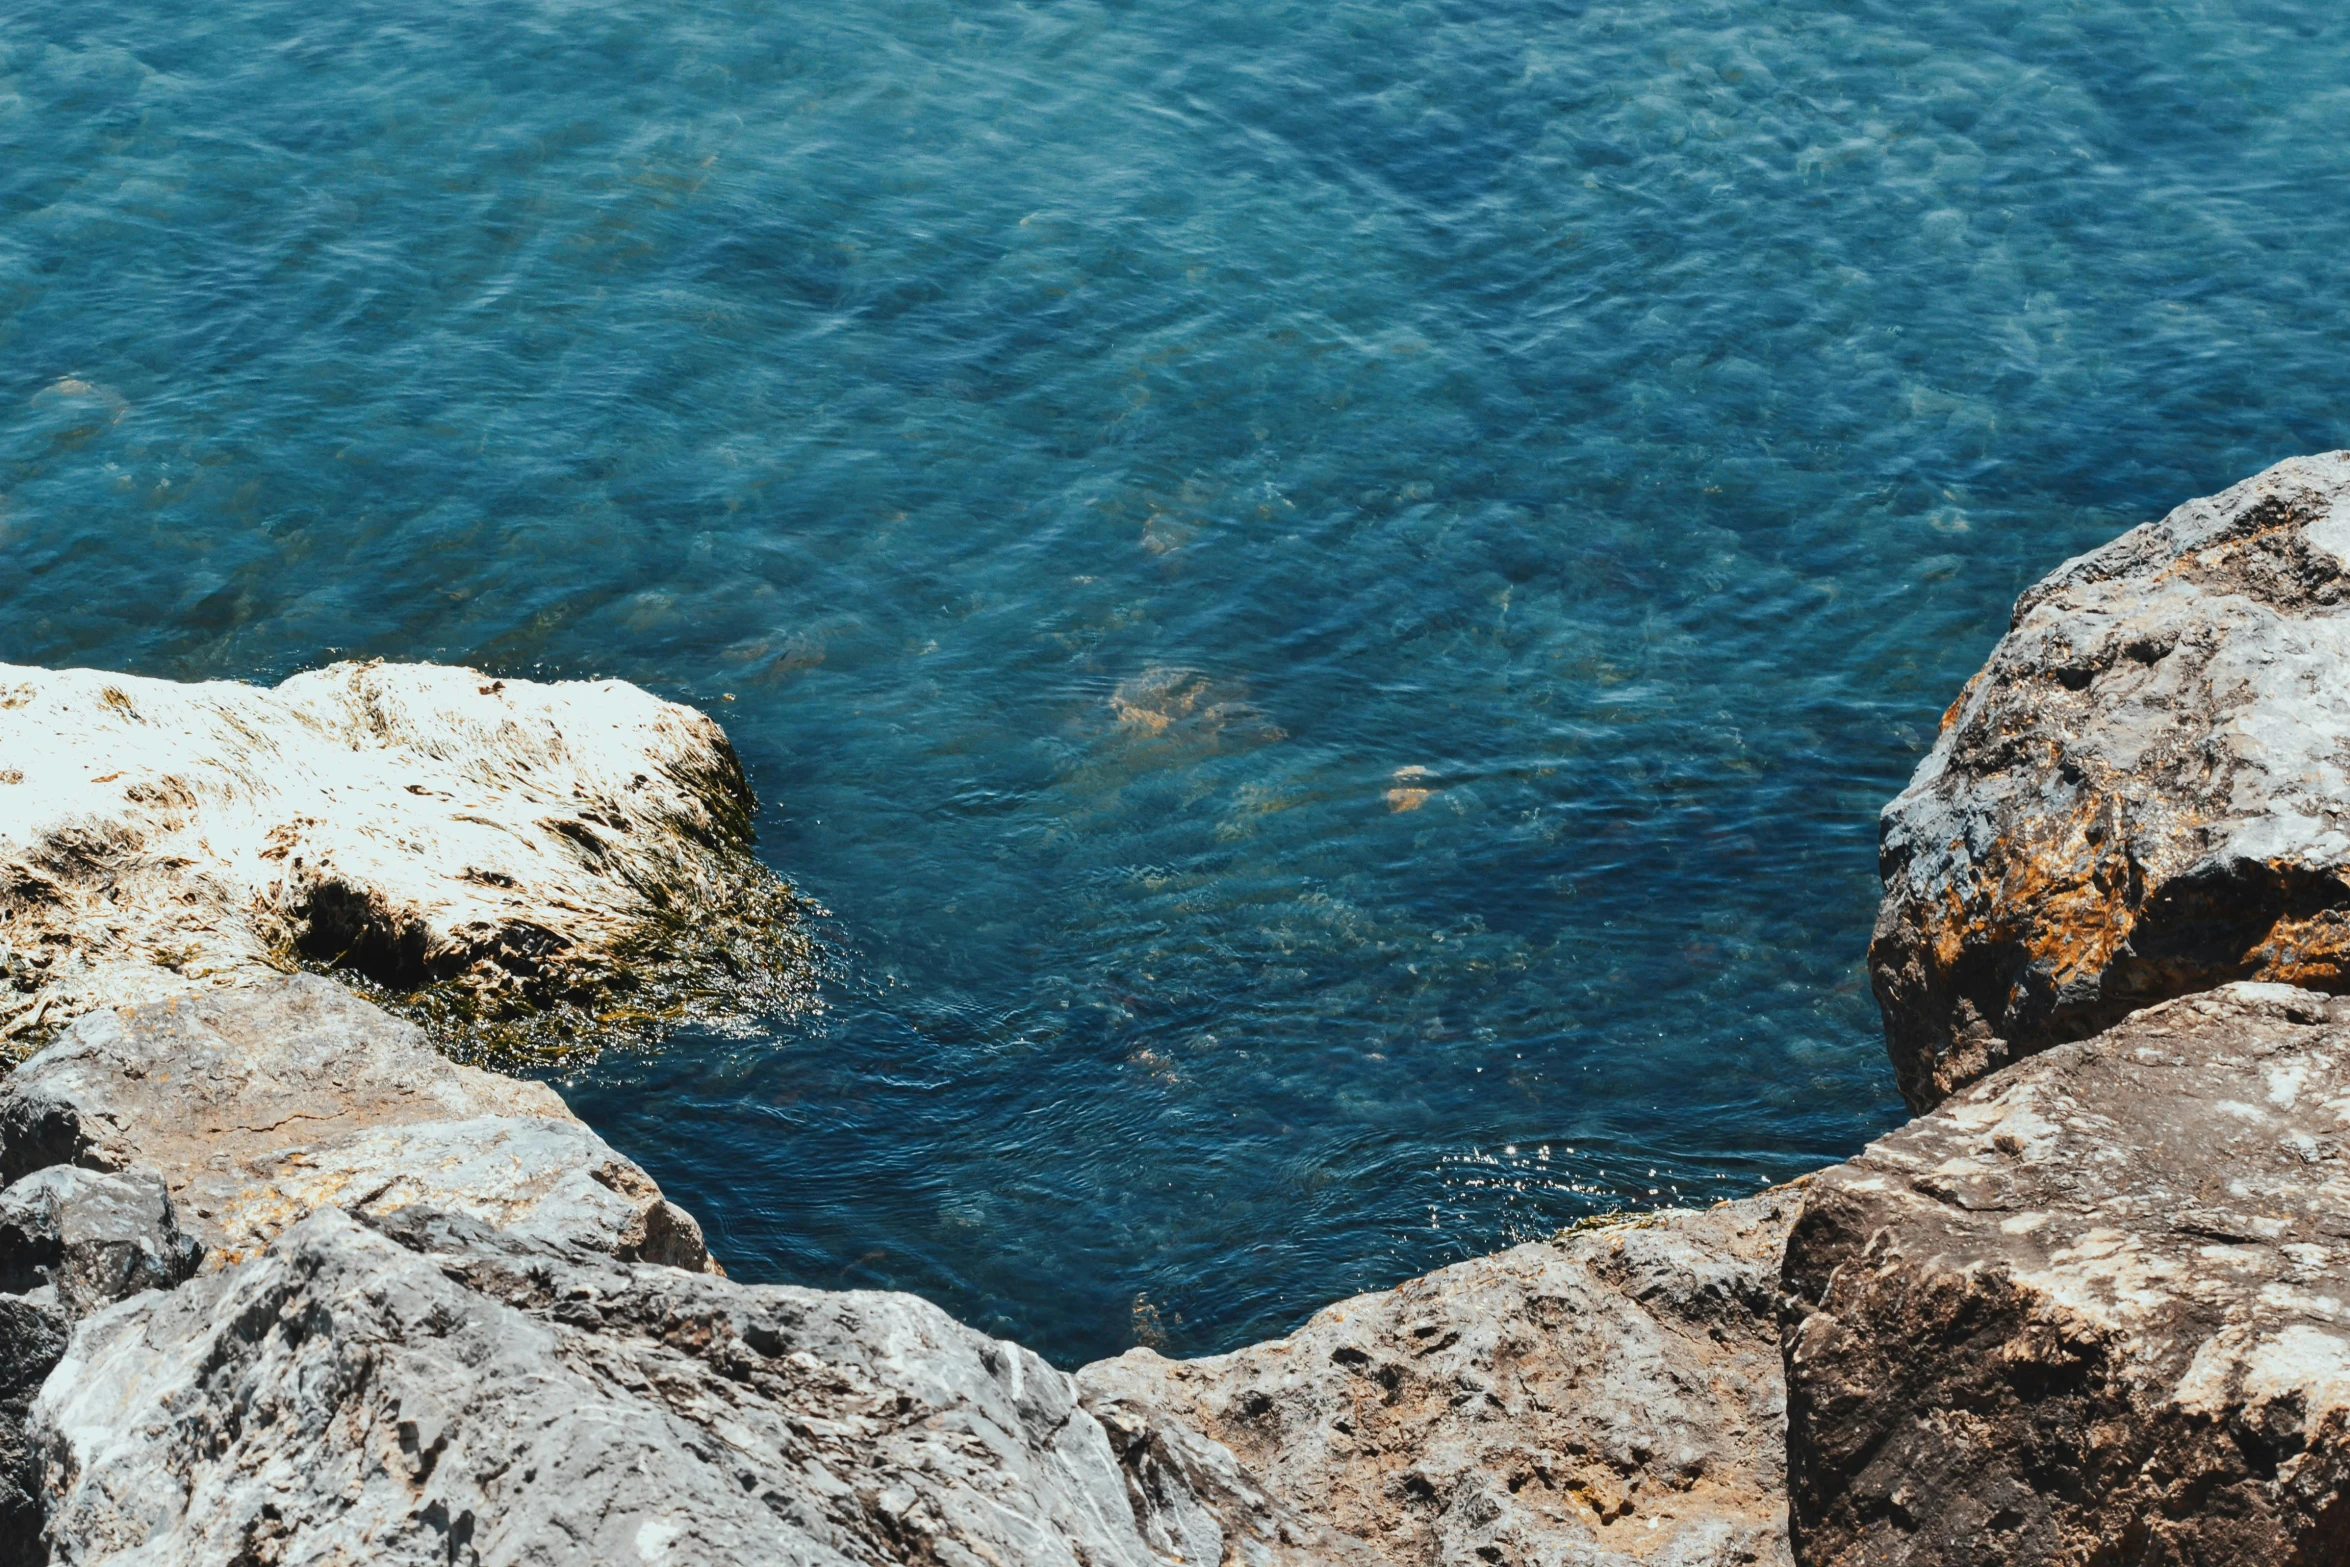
[0,660,800,1050]
[1872,452,2350,1108]
[32,1206,1207,1567]
[0,1166,201,1319]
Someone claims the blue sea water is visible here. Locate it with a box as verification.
[7,0,2350,1364]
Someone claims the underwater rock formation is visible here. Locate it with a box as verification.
[1784,982,2350,1566]
[0,660,810,1058]
[1082,1194,1798,1567]
[1871,452,2350,1109]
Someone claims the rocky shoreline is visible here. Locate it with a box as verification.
[10,453,2350,1563]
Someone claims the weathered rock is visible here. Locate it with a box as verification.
[33,1204,1273,1567]
[0,1166,201,1318]
[1782,981,2350,1566]
[1872,451,2350,1108]
[0,660,811,1055]
[0,1294,68,1567]
[0,1167,192,1564]
[1085,1389,1385,1567]
[1080,1194,1799,1567]
[0,976,711,1272]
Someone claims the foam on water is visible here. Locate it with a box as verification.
[6,0,2350,1361]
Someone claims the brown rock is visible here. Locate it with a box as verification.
[1782,982,2350,1566]
[1080,1194,1799,1566]
[1871,452,2350,1108]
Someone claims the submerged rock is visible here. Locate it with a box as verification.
[0,976,712,1272]
[1080,1194,1798,1567]
[1871,452,2350,1108]
[32,1205,1221,1567]
[0,660,812,1060]
[1782,982,2350,1566]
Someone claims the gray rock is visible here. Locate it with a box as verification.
[1872,451,2350,1108]
[1080,1194,1798,1567]
[0,1165,201,1319]
[0,976,710,1273]
[1084,1387,1383,1567]
[32,1204,1281,1567]
[0,1294,68,1567]
[1782,981,2350,1566]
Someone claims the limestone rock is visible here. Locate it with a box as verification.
[33,1204,1258,1567]
[1080,1194,1798,1567]
[0,1166,201,1318]
[0,659,810,1054]
[0,976,710,1272]
[1782,981,2350,1566]
[1872,452,2350,1108]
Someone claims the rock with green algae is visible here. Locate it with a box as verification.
[0,659,814,1063]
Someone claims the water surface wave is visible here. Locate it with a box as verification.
[6,0,2350,1361]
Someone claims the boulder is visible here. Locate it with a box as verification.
[0,976,711,1272]
[0,1166,201,1318]
[1871,452,2350,1108]
[1781,981,2350,1566]
[0,1165,196,1564]
[32,1204,1272,1567]
[0,660,811,1054]
[1080,1193,1798,1567]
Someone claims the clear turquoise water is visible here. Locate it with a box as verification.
[8,0,2350,1364]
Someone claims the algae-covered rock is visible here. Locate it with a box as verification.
[1872,452,2350,1108]
[0,659,812,1060]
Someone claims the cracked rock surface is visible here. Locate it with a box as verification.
[0,660,808,1053]
[33,1205,1192,1567]
[1080,1194,1798,1567]
[0,1159,201,1565]
[1871,451,2350,1108]
[7,981,1289,1566]
[0,1166,200,1319]
[0,976,710,1273]
[1783,982,2350,1567]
